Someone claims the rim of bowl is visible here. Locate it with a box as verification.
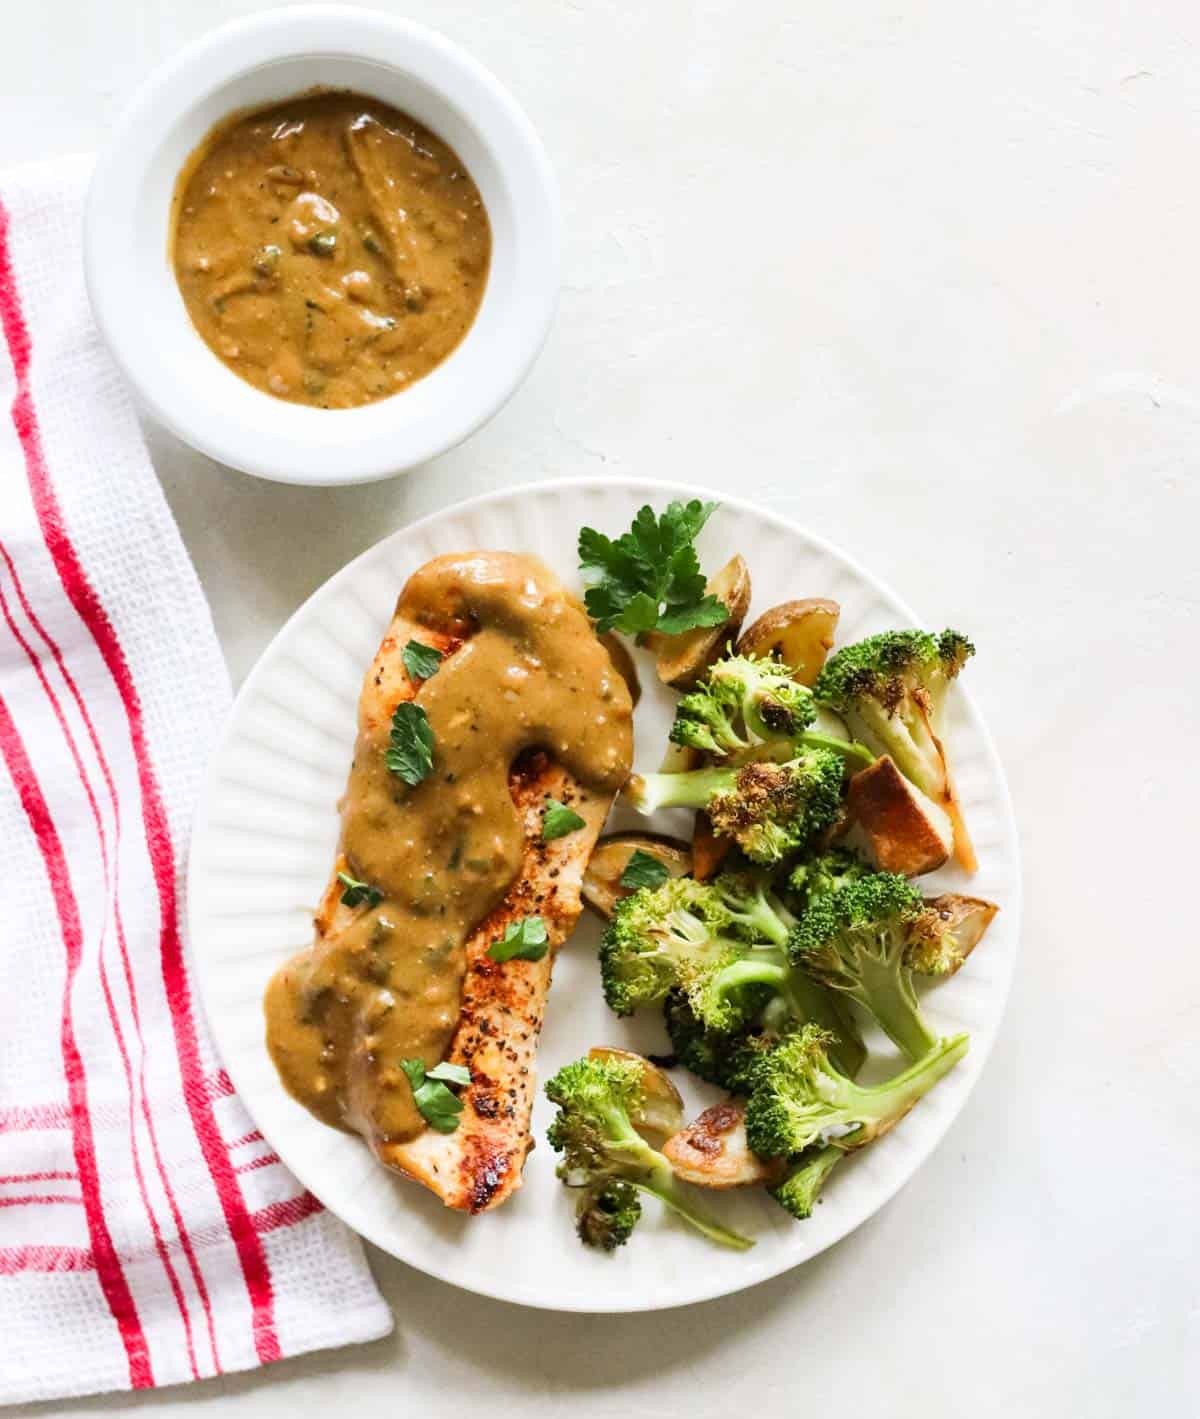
[83,5,562,486]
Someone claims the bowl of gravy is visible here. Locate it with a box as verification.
[84,6,560,485]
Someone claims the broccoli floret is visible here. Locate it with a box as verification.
[663,955,866,1088]
[813,628,977,870]
[599,877,737,1017]
[904,894,998,977]
[627,748,845,865]
[905,916,963,976]
[786,849,870,913]
[789,871,939,1062]
[668,654,816,755]
[770,1143,843,1220]
[575,1180,642,1251]
[743,1024,969,1160]
[600,877,783,1031]
[602,873,864,1043]
[712,868,797,945]
[663,989,777,1092]
[546,1054,753,1251]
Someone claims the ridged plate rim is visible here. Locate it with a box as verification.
[188,476,1022,1312]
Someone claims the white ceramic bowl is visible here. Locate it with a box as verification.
[83,6,561,486]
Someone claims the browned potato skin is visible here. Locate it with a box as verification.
[844,755,953,876]
[659,740,703,773]
[654,555,752,690]
[663,1101,785,1189]
[587,1046,683,1138]
[735,597,840,687]
[691,810,733,882]
[599,633,641,709]
[580,833,692,919]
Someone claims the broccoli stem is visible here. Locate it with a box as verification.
[627,766,734,814]
[709,954,866,1079]
[797,730,874,769]
[635,1161,755,1251]
[715,882,794,945]
[712,955,793,996]
[849,949,937,1062]
[835,1032,969,1144]
[783,972,867,1079]
[608,1123,754,1250]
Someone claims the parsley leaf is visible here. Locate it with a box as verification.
[487,916,549,963]
[619,850,670,891]
[578,500,731,637]
[426,1061,471,1087]
[336,871,382,910]
[400,1058,466,1134]
[542,799,586,840]
[386,702,435,785]
[402,639,443,682]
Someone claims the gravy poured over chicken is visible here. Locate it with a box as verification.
[264,553,633,1208]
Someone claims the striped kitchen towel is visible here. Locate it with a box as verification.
[0,158,391,1407]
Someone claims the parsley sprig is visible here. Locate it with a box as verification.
[401,1057,470,1133]
[336,871,382,909]
[542,799,585,841]
[386,702,435,785]
[619,850,671,891]
[578,500,731,637]
[487,916,549,963]
[402,639,443,682]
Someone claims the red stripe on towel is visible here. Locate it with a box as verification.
[0,691,152,1387]
[0,537,221,1372]
[0,1171,77,1184]
[0,1245,98,1274]
[0,568,202,1380]
[0,196,280,1365]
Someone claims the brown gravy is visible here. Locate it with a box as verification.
[171,91,491,408]
[264,553,633,1145]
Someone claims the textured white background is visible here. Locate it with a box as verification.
[5,0,1197,1414]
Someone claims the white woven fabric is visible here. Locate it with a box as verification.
[0,157,391,1407]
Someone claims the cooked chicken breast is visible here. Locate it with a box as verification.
[266,552,633,1213]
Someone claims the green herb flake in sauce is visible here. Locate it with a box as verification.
[542,799,585,841]
[336,871,383,910]
[386,702,435,785]
[400,1058,465,1134]
[307,231,337,257]
[487,916,549,963]
[619,850,670,891]
[401,639,444,682]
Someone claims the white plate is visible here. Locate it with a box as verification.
[188,478,1021,1312]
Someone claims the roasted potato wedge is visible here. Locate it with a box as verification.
[588,1046,684,1138]
[581,833,692,919]
[844,755,953,876]
[663,1100,784,1189]
[735,597,840,686]
[691,810,733,882]
[599,632,641,709]
[908,894,999,976]
[653,555,751,689]
[659,740,703,773]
